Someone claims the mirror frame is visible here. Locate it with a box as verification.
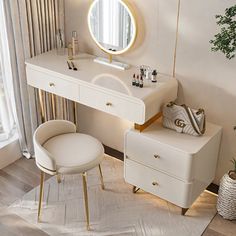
[88,0,137,55]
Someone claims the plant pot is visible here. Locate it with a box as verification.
[217,172,236,220]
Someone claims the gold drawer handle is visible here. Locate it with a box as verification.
[49,82,55,87]
[152,181,158,186]
[106,102,112,106]
[154,154,160,159]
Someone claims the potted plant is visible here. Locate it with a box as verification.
[217,158,236,220]
[210,5,236,59]
[229,158,236,180]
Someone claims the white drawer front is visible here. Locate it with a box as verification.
[125,131,193,181]
[80,85,144,123]
[125,159,192,208]
[26,67,79,102]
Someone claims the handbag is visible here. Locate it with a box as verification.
[162,102,206,136]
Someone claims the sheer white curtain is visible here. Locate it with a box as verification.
[0,0,75,158]
[0,3,15,142]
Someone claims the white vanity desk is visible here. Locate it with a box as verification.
[26,50,178,128]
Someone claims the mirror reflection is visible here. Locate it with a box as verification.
[92,74,132,95]
[89,0,135,54]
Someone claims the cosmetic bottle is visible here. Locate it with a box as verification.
[72,31,79,57]
[139,76,143,88]
[132,74,136,86]
[68,43,73,60]
[136,75,140,87]
[56,29,65,55]
[151,70,157,83]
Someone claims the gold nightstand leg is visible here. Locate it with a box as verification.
[57,174,62,184]
[82,172,90,230]
[38,171,45,222]
[98,164,105,190]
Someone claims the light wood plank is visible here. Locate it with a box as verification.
[0,207,49,236]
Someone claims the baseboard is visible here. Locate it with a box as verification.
[104,145,219,195]
[104,145,124,161]
[206,183,219,194]
[0,137,22,169]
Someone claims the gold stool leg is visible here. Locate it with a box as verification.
[82,172,90,230]
[57,174,62,184]
[98,164,105,190]
[38,171,45,222]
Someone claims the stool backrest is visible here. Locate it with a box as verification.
[33,120,76,175]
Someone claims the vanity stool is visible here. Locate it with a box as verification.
[124,118,222,215]
[33,120,105,230]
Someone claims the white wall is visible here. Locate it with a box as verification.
[176,0,236,184]
[65,0,236,184]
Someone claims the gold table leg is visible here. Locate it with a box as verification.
[98,164,105,190]
[82,172,90,230]
[57,174,62,184]
[38,171,45,222]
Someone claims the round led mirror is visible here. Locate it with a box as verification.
[88,0,137,55]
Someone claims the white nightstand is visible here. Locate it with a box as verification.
[124,118,222,215]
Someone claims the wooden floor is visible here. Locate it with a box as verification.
[0,158,235,236]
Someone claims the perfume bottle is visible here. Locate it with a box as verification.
[132,74,136,86]
[139,76,143,88]
[56,29,65,55]
[136,75,140,87]
[67,43,73,60]
[72,31,79,57]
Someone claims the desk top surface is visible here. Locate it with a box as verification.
[26,50,177,102]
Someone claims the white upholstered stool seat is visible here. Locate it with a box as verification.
[33,120,105,230]
[43,133,104,174]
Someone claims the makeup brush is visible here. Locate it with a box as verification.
[71,61,77,71]
[67,61,72,70]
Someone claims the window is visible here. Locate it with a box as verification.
[0,2,15,142]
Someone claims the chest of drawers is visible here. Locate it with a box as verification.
[124,119,222,213]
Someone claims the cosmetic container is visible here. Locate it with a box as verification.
[139,76,143,88]
[68,43,73,60]
[136,75,140,87]
[72,31,79,57]
[132,74,136,86]
[56,29,65,55]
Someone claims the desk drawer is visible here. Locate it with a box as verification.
[26,67,79,102]
[125,159,192,208]
[80,85,144,123]
[125,131,193,181]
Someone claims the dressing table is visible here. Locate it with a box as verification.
[26,50,178,128]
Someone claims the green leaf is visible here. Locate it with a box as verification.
[210,5,236,59]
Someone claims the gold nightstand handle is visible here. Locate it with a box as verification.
[49,82,55,87]
[152,181,158,186]
[154,154,160,159]
[106,102,112,106]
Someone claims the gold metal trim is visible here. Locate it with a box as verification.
[36,162,57,173]
[98,164,105,190]
[57,174,62,184]
[38,171,45,222]
[134,112,162,132]
[87,0,137,56]
[172,0,181,77]
[82,172,90,230]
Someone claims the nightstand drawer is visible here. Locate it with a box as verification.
[125,131,193,181]
[125,159,192,208]
[80,85,144,123]
[26,67,80,102]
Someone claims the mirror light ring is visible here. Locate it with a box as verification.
[88,0,137,55]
